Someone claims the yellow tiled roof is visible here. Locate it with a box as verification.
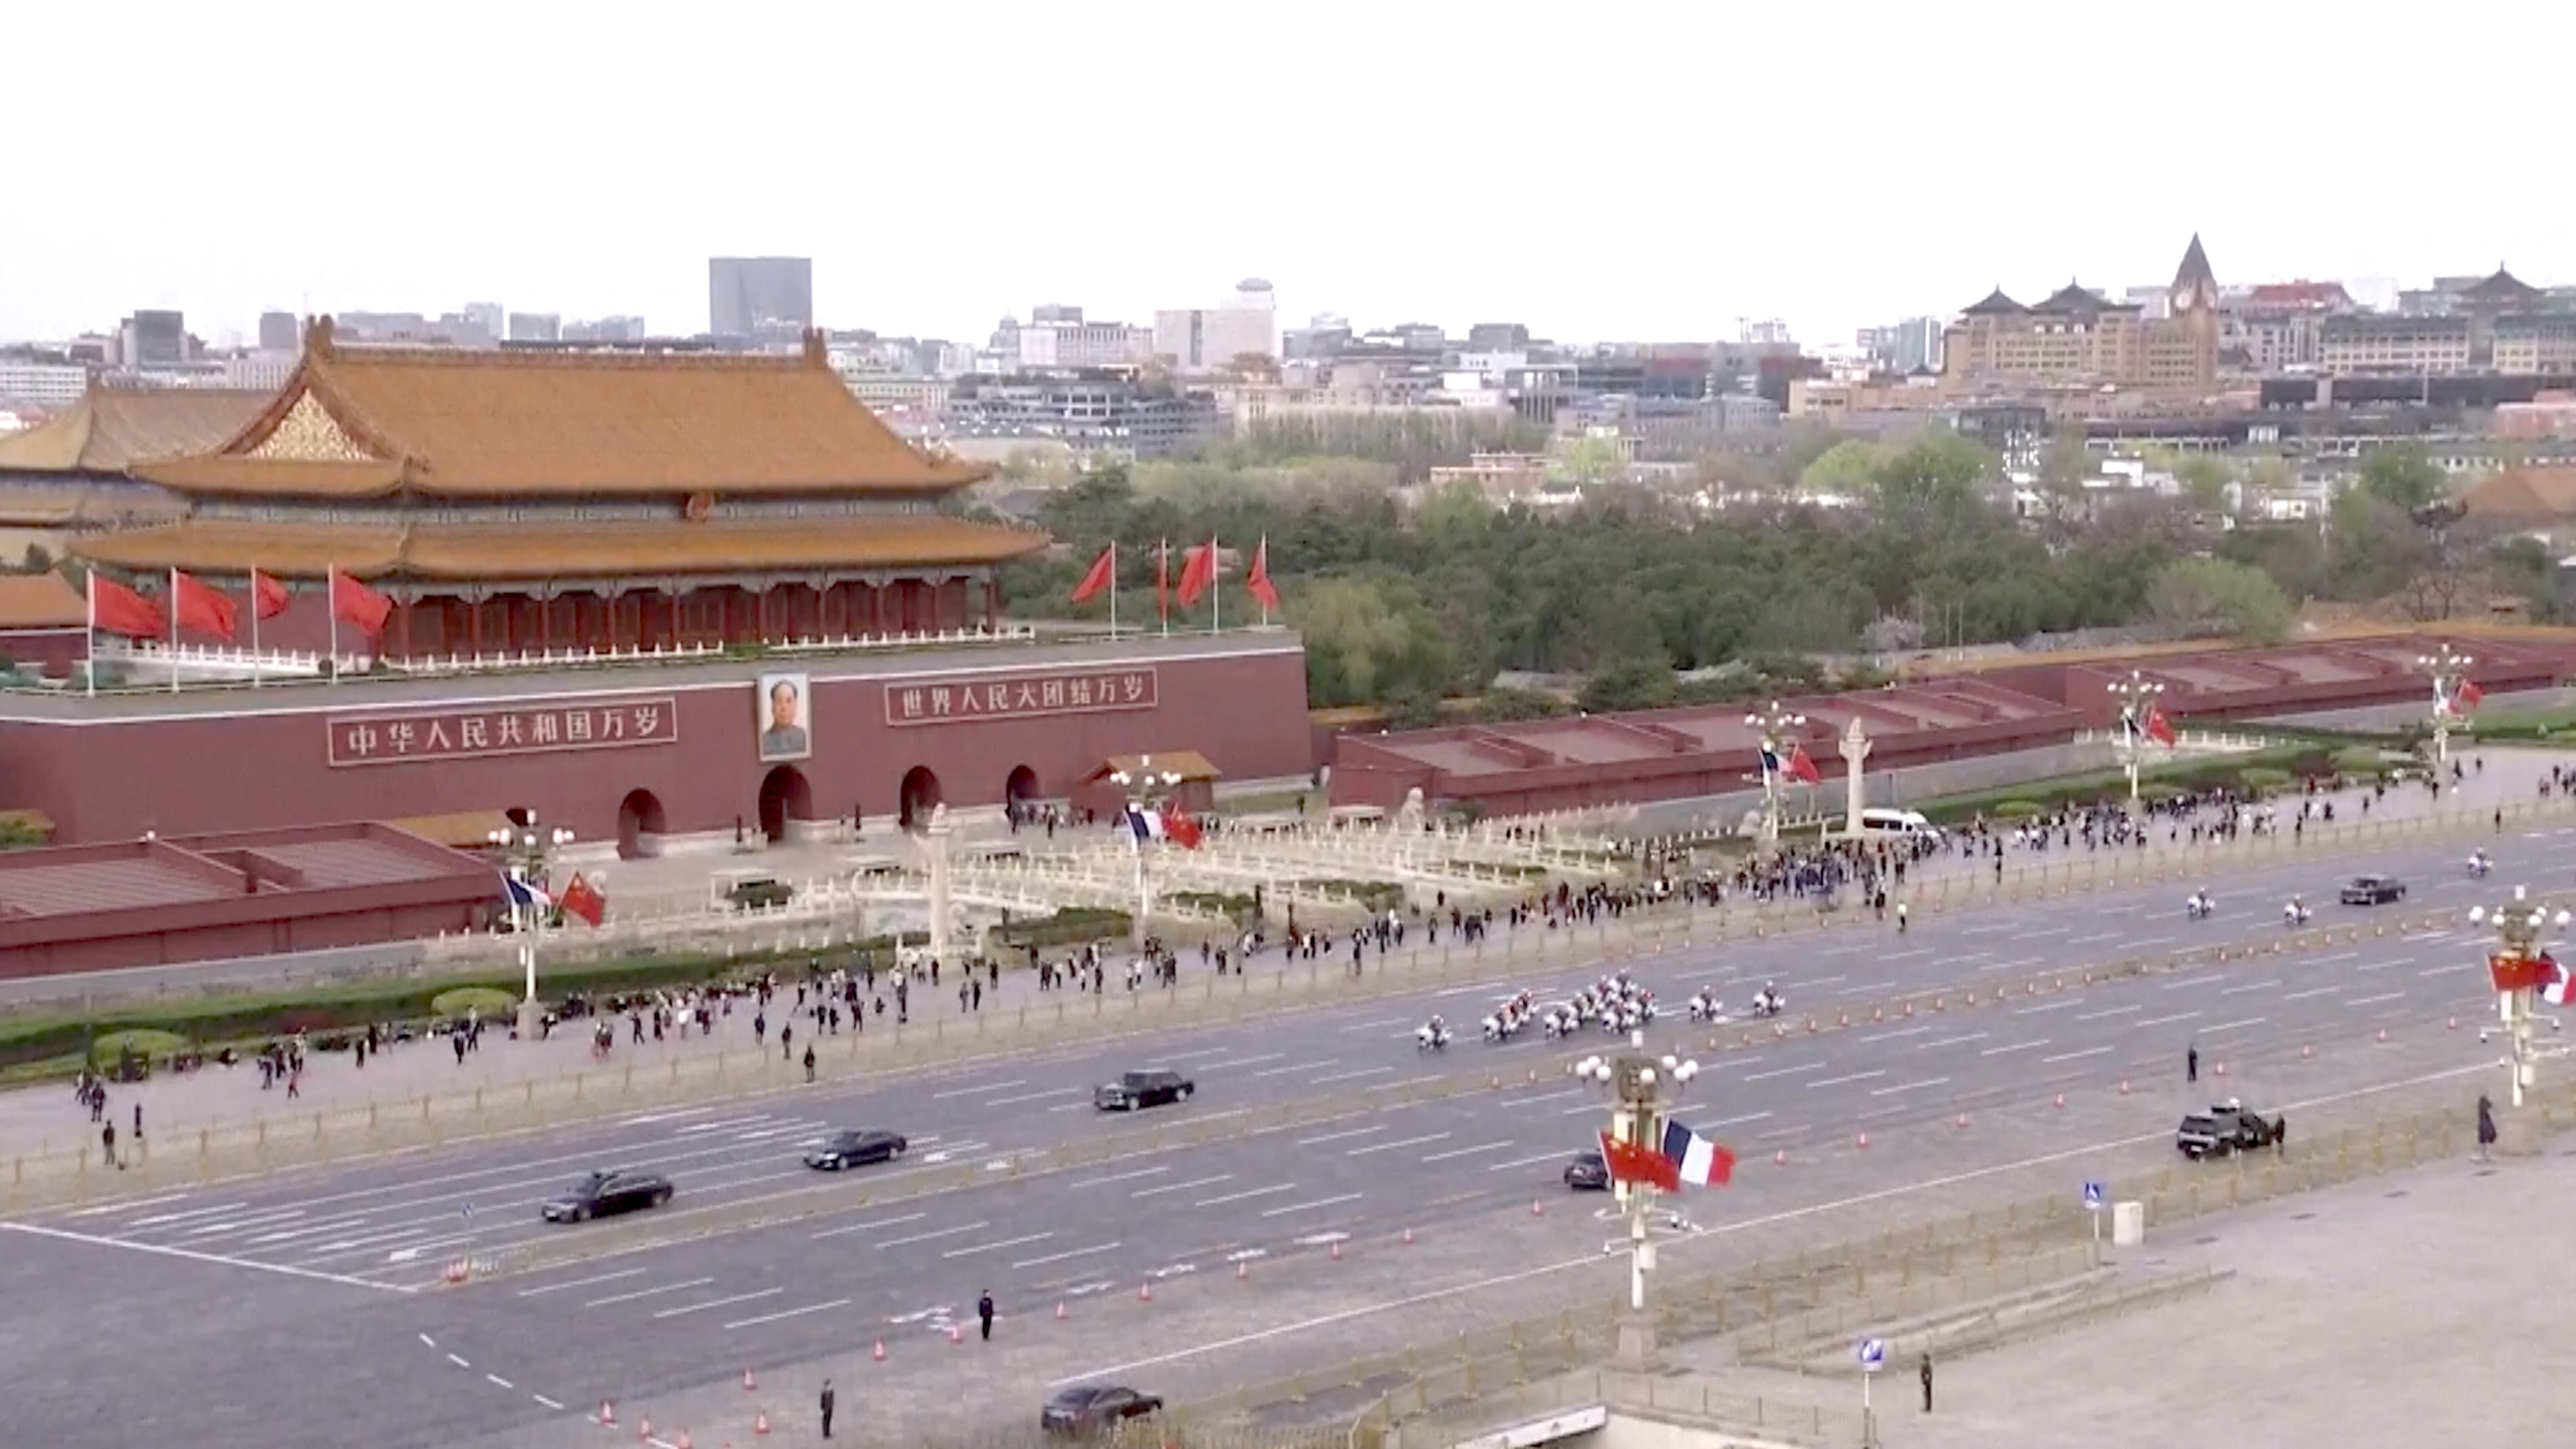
[0,389,270,475]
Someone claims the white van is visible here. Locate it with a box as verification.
[1857,808,1941,839]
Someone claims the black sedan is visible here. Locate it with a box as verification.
[1041,1385,1165,1437]
[1564,1150,1610,1191]
[1093,1069,1193,1112]
[805,1129,908,1172]
[2339,874,2406,906]
[540,1170,674,1223]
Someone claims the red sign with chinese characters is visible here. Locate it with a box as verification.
[883,667,1158,728]
[328,696,680,767]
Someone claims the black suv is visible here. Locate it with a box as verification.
[2338,874,2406,906]
[2176,1101,2284,1159]
[1094,1069,1193,1112]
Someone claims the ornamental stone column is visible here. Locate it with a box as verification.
[1840,719,1872,838]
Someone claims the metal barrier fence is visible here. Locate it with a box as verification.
[9,794,2557,1209]
[1324,1083,2576,1449]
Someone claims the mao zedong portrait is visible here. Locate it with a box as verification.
[758,675,811,760]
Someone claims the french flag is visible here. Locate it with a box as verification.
[2544,954,2575,1009]
[1760,743,1822,786]
[502,874,553,911]
[1124,808,1168,844]
[1660,1119,1738,1186]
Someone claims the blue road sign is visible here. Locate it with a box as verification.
[1856,1337,1885,1372]
[2082,1180,2105,1210]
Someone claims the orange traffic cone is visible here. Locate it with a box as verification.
[1856,1132,1870,1148]
[2301,1043,2313,1059]
[2054,1094,2066,1109]
[600,1402,617,1428]
[1954,1113,1969,1129]
[2377,1027,2390,1042]
[754,1410,771,1437]
[638,1418,653,1440]
[1235,1259,1249,1280]
[2118,1079,2132,1095]
[1328,1241,1343,1261]
[742,1368,756,1392]
[676,1433,693,1449]
[1138,1279,1153,1302]
[1401,1226,1415,1245]
[1530,1200,1545,1216]
[946,1323,961,1345]
[1055,1299,1068,1321]
[870,1340,886,1362]
[1773,1148,1787,1165]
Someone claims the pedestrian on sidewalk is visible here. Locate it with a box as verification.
[2186,1044,2199,1085]
[781,1024,794,1062]
[102,1121,119,1170]
[2476,1094,2498,1163]
[819,1378,835,1439]
[978,1291,996,1341]
[133,1102,142,1147]
[1919,1353,1934,1412]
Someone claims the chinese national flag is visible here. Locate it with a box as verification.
[1070,545,1115,604]
[87,573,166,638]
[170,569,239,642]
[1164,806,1204,849]
[1600,1130,1680,1193]
[250,570,291,621]
[2458,678,2485,710]
[1786,743,1823,786]
[1245,535,1281,613]
[1176,535,1218,606]
[558,873,607,928]
[2145,703,2178,746]
[330,568,392,637]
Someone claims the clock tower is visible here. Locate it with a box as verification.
[2169,233,2221,316]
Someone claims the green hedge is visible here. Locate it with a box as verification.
[1989,800,2045,819]
[430,986,519,1018]
[991,907,1132,951]
[1915,746,2337,825]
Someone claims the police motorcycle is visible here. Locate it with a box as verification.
[1748,982,1787,1020]
[1541,1003,1583,1039]
[2468,850,2491,879]
[1483,990,1536,1043]
[2282,896,2311,927]
[1687,989,1727,1023]
[1416,1015,1452,1051]
[2185,889,2215,921]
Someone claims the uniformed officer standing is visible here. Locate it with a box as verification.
[1920,1353,1934,1412]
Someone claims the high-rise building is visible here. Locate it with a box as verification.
[505,313,562,343]
[1153,279,1279,373]
[1939,235,2221,393]
[122,310,189,368]
[562,316,650,343]
[1857,317,1943,374]
[463,302,505,340]
[257,311,301,352]
[708,257,814,338]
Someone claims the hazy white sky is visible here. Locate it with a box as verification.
[7,1,2566,349]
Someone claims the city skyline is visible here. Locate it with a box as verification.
[5,3,2567,349]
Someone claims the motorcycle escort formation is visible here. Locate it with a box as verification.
[2185,889,2215,921]
[1416,1016,1453,1051]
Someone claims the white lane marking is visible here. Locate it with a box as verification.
[2222,980,2280,996]
[984,1087,1083,1107]
[1194,1184,1296,1209]
[2066,932,2123,945]
[2311,951,2360,965]
[1045,1059,2501,1387]
[518,1267,647,1297]
[655,1287,783,1319]
[2162,975,2221,990]
[1309,1066,1393,1085]
[1421,1141,1516,1164]
[1919,1032,1988,1050]
[2349,992,2404,1007]
[2202,1018,2267,1037]
[1486,1150,1571,1172]
[623,1106,716,1126]
[448,1353,470,1369]
[1879,947,1932,961]
[1214,1054,1286,1069]
[1869,1078,1950,1097]
[1134,1175,1231,1199]
[419,1334,436,1348]
[1015,1242,1119,1269]
[727,1298,849,1330]
[128,1202,250,1229]
[2076,1005,2140,1022]
[811,1212,926,1241]
[1697,1111,1772,1130]
[1347,1133,1450,1157]
[2134,1012,2202,1030]
[1161,1047,1238,1062]
[1809,1071,1886,1089]
[486,1374,514,1390]
[1079,1167,1168,1189]
[675,1115,773,1135]
[533,1395,565,1411]
[187,1208,307,1237]
[2014,1000,2077,1016]
[2043,1046,2112,1064]
[1255,1060,1327,1077]
[2282,986,2337,1001]
[2417,965,2459,978]
[1981,1041,2048,1057]
[1504,1089,1583,1108]
[67,1194,189,1219]
[1744,1062,1822,1083]
[944,1232,1052,1260]
[931,1079,1029,1100]
[1262,1193,1364,1218]
[1862,1025,1931,1043]
[877,1222,986,1250]
[0,1222,409,1294]
[1296,1125,1386,1147]
[1341,1018,1410,1034]
[584,1277,713,1308]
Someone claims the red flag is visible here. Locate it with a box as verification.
[1177,536,1218,606]
[1786,743,1822,786]
[1155,539,1171,624]
[1164,806,1204,849]
[250,570,291,621]
[558,872,607,928]
[2144,703,2178,746]
[2457,678,2485,710]
[170,569,239,642]
[2490,951,2554,994]
[1600,1130,1680,1193]
[87,573,166,638]
[330,568,392,637]
[1070,545,1116,604]
[1245,535,1281,613]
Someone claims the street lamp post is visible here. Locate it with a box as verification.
[2107,669,2166,807]
[1108,756,1183,950]
[488,815,575,1039]
[2469,886,2569,1148]
[1575,1036,1702,1370]
[1746,701,1807,849]
[2420,643,2475,765]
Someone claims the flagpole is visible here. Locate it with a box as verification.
[1259,535,1273,627]
[1210,537,1221,636]
[328,567,341,683]
[168,566,180,694]
[1107,542,1119,640]
[1158,541,1170,638]
[83,569,95,698]
[249,572,262,689]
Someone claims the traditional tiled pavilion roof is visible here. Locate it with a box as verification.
[1959,288,2027,317]
[0,387,269,476]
